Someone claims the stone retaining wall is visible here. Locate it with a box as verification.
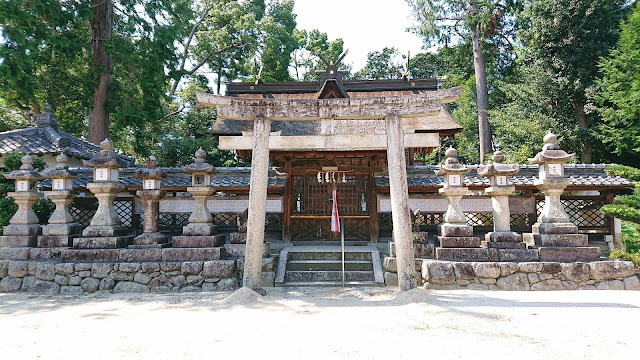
[0,258,275,294]
[384,257,640,290]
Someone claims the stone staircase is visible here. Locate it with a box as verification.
[275,246,384,286]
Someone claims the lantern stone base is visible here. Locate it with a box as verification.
[82,225,129,237]
[182,223,216,236]
[485,231,522,243]
[481,240,527,249]
[523,233,589,247]
[37,235,77,248]
[389,241,433,258]
[532,222,579,235]
[0,247,30,260]
[436,247,490,262]
[438,236,481,248]
[73,236,133,249]
[3,224,41,237]
[0,235,37,247]
[172,235,225,248]
[42,223,82,236]
[438,223,473,237]
[537,247,601,262]
[132,233,169,247]
[230,232,247,244]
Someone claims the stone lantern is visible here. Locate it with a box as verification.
[172,148,225,248]
[132,156,168,247]
[477,151,523,247]
[0,154,43,248]
[434,147,486,261]
[523,131,600,262]
[38,152,82,247]
[75,138,132,249]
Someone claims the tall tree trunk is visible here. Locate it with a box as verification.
[88,0,113,145]
[573,100,592,163]
[471,28,492,164]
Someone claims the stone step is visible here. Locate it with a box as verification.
[523,233,588,247]
[282,281,383,287]
[284,270,375,283]
[438,236,481,248]
[389,242,434,258]
[73,236,133,249]
[61,249,120,262]
[286,259,373,271]
[481,241,527,249]
[287,251,372,261]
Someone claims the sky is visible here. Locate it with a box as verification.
[293,0,426,71]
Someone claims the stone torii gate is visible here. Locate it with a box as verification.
[197,88,460,291]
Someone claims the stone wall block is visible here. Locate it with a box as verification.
[477,277,497,285]
[181,261,204,275]
[384,257,397,272]
[202,260,236,278]
[0,277,22,292]
[142,263,160,273]
[466,283,489,290]
[453,262,474,280]
[54,275,69,286]
[32,280,60,294]
[78,271,91,278]
[500,263,519,277]
[91,263,114,278]
[113,281,149,293]
[54,263,74,276]
[496,273,530,290]
[74,263,92,271]
[35,263,55,281]
[590,261,635,280]
[528,273,540,284]
[562,281,578,290]
[21,276,36,291]
[518,262,543,273]
[8,261,28,278]
[540,262,562,274]
[134,272,151,285]
[596,280,625,290]
[118,263,141,273]
[217,278,239,291]
[202,282,217,292]
[28,262,38,276]
[422,260,455,285]
[160,262,181,272]
[99,278,115,290]
[110,272,134,281]
[531,279,563,291]
[0,260,9,278]
[68,276,81,286]
[474,263,501,278]
[560,262,590,283]
[262,257,275,272]
[81,277,100,293]
[623,276,640,290]
[170,275,186,288]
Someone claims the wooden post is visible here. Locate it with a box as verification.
[368,166,379,243]
[283,159,292,243]
[243,117,271,290]
[385,113,416,291]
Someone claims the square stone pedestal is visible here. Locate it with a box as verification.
[73,236,133,249]
[172,235,225,248]
[523,223,600,262]
[131,233,169,248]
[482,231,525,249]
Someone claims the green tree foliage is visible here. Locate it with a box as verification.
[602,165,640,264]
[291,29,349,81]
[353,47,405,80]
[513,0,629,163]
[596,3,640,166]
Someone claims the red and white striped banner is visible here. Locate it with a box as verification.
[331,183,340,233]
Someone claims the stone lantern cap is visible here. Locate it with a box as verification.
[41,151,77,179]
[529,131,575,165]
[183,148,215,174]
[3,154,43,181]
[434,147,470,176]
[134,156,165,180]
[477,151,520,177]
[83,138,130,169]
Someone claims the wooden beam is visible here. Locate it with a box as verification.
[219,133,440,150]
[197,87,461,120]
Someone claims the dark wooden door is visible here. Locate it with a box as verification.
[290,174,370,241]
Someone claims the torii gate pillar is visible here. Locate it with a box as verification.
[386,113,417,290]
[243,117,271,291]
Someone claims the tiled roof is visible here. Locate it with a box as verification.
[375,164,635,189]
[0,126,133,164]
[40,167,287,190]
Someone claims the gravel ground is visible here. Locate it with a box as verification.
[1,287,639,360]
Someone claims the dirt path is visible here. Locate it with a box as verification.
[1,287,639,359]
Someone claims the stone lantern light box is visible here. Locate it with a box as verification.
[8,154,42,192]
[135,156,164,190]
[532,132,569,181]
[48,153,75,191]
[184,148,214,187]
[84,139,129,183]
